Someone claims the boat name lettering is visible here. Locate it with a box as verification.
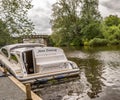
[46,49,57,52]
[37,49,57,53]
[38,50,45,53]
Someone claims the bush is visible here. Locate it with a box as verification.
[89,38,108,46]
[70,38,83,46]
[84,41,89,46]
[109,39,120,45]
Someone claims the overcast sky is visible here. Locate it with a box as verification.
[28,0,120,35]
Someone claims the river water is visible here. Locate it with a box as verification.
[36,46,120,100]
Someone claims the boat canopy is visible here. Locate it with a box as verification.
[2,43,44,52]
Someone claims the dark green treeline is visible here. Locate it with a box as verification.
[50,0,120,46]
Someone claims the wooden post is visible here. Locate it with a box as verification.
[3,67,8,77]
[25,83,32,100]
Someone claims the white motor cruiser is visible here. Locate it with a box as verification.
[0,43,80,82]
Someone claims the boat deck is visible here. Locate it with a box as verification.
[0,67,42,100]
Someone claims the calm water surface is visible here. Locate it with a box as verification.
[36,46,120,100]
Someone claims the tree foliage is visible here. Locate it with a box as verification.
[102,15,120,39]
[0,19,11,46]
[51,0,102,46]
[104,15,120,26]
[0,0,34,36]
[80,0,101,22]
[80,0,102,41]
[51,0,82,46]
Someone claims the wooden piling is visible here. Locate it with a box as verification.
[25,83,32,100]
[3,67,8,76]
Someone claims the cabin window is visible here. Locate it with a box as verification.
[10,54,18,64]
[1,48,8,57]
[17,54,20,57]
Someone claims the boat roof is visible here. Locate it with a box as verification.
[2,43,45,52]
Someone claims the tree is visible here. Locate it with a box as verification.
[0,0,34,36]
[81,22,102,40]
[101,15,120,45]
[51,0,82,46]
[102,25,120,40]
[80,0,102,41]
[51,0,102,46]
[0,19,11,46]
[104,15,120,26]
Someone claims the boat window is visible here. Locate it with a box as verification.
[17,54,20,57]
[1,48,8,57]
[10,54,18,64]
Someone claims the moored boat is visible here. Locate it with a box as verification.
[0,43,80,82]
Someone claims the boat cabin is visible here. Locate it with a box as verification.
[0,43,79,81]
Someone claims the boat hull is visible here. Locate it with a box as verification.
[20,69,80,83]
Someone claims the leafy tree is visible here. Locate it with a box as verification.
[0,19,11,46]
[80,0,102,41]
[51,0,120,46]
[81,22,102,40]
[0,0,34,36]
[102,15,120,45]
[80,0,101,23]
[51,0,82,46]
[103,25,120,40]
[104,15,120,26]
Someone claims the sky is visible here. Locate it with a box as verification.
[28,0,120,35]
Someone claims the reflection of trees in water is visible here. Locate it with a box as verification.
[70,57,103,98]
[84,58,103,98]
[65,46,120,99]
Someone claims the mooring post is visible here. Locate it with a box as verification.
[3,67,8,76]
[25,83,32,100]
